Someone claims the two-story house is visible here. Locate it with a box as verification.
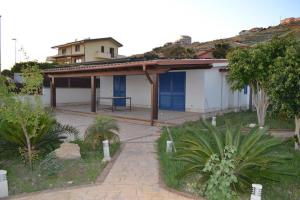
[48,37,123,64]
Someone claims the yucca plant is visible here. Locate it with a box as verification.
[84,116,119,150]
[175,121,292,196]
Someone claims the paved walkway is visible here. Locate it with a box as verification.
[13,112,196,200]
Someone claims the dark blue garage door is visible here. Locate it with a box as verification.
[113,75,126,106]
[159,72,186,111]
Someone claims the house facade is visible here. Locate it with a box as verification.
[42,59,249,124]
[47,37,123,64]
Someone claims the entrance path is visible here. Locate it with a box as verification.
[13,112,196,200]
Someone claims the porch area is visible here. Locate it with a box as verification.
[55,104,203,125]
[43,59,228,125]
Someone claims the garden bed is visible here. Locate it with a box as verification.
[197,111,294,130]
[157,115,300,200]
[0,141,120,196]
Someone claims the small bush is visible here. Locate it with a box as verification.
[84,116,119,150]
[203,146,238,200]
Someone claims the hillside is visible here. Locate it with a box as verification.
[133,20,300,59]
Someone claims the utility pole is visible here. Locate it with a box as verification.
[0,15,2,75]
[12,38,17,64]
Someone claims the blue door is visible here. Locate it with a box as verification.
[159,72,186,111]
[113,76,126,106]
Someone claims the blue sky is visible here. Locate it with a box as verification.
[0,0,299,69]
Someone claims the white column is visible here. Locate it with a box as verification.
[102,140,111,161]
[212,116,216,127]
[0,170,8,198]
[166,140,173,153]
[250,184,262,200]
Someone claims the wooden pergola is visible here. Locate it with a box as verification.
[43,59,227,124]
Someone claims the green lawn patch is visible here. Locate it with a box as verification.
[0,141,120,196]
[185,111,294,130]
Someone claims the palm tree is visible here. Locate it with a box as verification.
[84,116,119,150]
[175,122,292,194]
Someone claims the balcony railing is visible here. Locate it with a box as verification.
[95,51,113,59]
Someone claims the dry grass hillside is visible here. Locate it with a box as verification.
[134,21,300,58]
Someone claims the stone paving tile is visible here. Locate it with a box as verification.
[11,112,198,200]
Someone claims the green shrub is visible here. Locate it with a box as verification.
[175,122,293,197]
[84,116,119,150]
[203,146,238,200]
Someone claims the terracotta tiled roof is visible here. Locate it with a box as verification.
[51,37,123,48]
[43,59,228,74]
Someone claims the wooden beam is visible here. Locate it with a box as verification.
[144,68,153,84]
[47,68,170,78]
[50,77,56,108]
[91,76,96,112]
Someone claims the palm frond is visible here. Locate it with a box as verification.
[175,122,291,193]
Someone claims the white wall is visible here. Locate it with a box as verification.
[85,40,119,61]
[42,88,99,105]
[203,68,223,112]
[203,67,249,113]
[185,70,205,112]
[98,75,152,108]
[98,76,113,105]
[126,75,151,108]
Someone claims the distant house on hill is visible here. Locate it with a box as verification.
[47,37,123,64]
[174,35,192,45]
[197,49,214,59]
[280,17,300,25]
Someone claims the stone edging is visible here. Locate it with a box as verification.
[5,143,124,200]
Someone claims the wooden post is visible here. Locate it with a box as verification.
[91,76,96,112]
[50,77,56,108]
[152,74,158,120]
[151,74,159,125]
[144,64,159,126]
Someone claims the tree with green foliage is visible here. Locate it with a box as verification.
[227,35,295,127]
[84,116,119,150]
[21,64,44,94]
[0,64,77,167]
[10,61,57,73]
[213,41,231,58]
[0,66,44,166]
[267,37,300,150]
[143,52,159,60]
[1,69,13,78]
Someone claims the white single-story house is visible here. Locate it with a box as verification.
[42,59,249,124]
